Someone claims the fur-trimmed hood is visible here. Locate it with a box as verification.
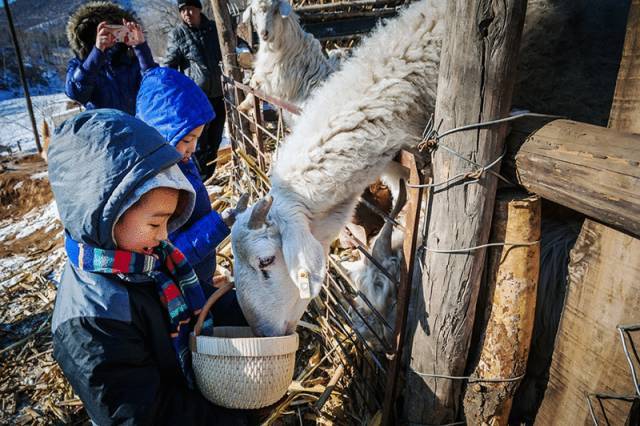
[66,1,138,59]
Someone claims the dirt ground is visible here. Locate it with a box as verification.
[0,154,85,424]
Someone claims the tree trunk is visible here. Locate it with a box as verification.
[403,1,527,423]
[463,191,541,425]
[511,118,640,238]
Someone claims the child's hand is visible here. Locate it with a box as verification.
[95,21,116,52]
[221,193,250,227]
[123,19,145,46]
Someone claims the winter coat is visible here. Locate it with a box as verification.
[164,15,224,98]
[136,67,228,288]
[65,2,156,114]
[47,109,250,425]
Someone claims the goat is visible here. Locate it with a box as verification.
[344,180,407,352]
[230,0,445,337]
[237,0,342,124]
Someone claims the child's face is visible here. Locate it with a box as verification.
[114,187,179,255]
[175,125,205,163]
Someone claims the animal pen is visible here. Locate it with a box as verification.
[219,70,425,423]
[212,0,640,425]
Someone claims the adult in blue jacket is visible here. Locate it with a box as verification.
[137,66,246,326]
[65,2,155,115]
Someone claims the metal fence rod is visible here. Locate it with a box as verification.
[344,227,401,286]
[325,271,392,352]
[328,256,394,331]
[322,281,388,373]
[3,0,42,153]
[358,196,405,231]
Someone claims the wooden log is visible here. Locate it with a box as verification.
[463,191,541,425]
[536,2,640,424]
[511,118,640,238]
[403,1,527,423]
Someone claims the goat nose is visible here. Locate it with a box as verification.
[261,30,269,39]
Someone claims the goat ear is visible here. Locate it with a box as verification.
[278,0,292,18]
[280,220,325,300]
[241,6,252,24]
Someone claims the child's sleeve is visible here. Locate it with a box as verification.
[170,210,231,267]
[52,316,249,425]
[65,48,105,105]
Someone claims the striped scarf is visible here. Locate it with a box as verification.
[64,236,213,388]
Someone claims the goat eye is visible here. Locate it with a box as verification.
[258,256,275,269]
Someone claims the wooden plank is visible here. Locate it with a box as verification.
[381,151,424,425]
[463,192,541,425]
[535,220,640,424]
[512,119,640,237]
[403,0,527,423]
[536,2,640,424]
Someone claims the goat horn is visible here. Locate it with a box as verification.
[236,193,250,213]
[248,195,273,229]
[372,179,407,261]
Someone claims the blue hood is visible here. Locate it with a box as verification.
[136,67,215,146]
[48,109,183,249]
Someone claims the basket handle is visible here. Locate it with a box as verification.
[194,282,234,336]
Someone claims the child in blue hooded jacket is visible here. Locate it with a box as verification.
[136,67,246,326]
[48,109,251,425]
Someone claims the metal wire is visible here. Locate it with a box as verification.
[406,148,507,190]
[425,239,540,254]
[409,368,526,384]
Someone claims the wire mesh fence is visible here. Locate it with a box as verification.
[221,73,428,422]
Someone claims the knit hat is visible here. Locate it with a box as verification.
[178,0,202,9]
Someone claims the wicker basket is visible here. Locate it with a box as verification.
[190,284,299,409]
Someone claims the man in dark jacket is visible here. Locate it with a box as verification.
[48,109,250,425]
[164,0,226,179]
[65,2,156,115]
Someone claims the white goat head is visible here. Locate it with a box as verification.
[231,195,326,337]
[347,180,407,352]
[242,0,292,43]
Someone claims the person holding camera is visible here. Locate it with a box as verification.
[164,0,225,179]
[65,1,156,115]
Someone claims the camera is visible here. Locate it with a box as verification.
[103,24,132,43]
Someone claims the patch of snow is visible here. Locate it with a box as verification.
[0,200,60,242]
[0,247,65,293]
[0,93,69,155]
[30,171,48,180]
[13,181,24,190]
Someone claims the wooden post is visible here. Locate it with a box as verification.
[463,191,541,425]
[209,0,243,82]
[403,1,527,423]
[536,1,640,423]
